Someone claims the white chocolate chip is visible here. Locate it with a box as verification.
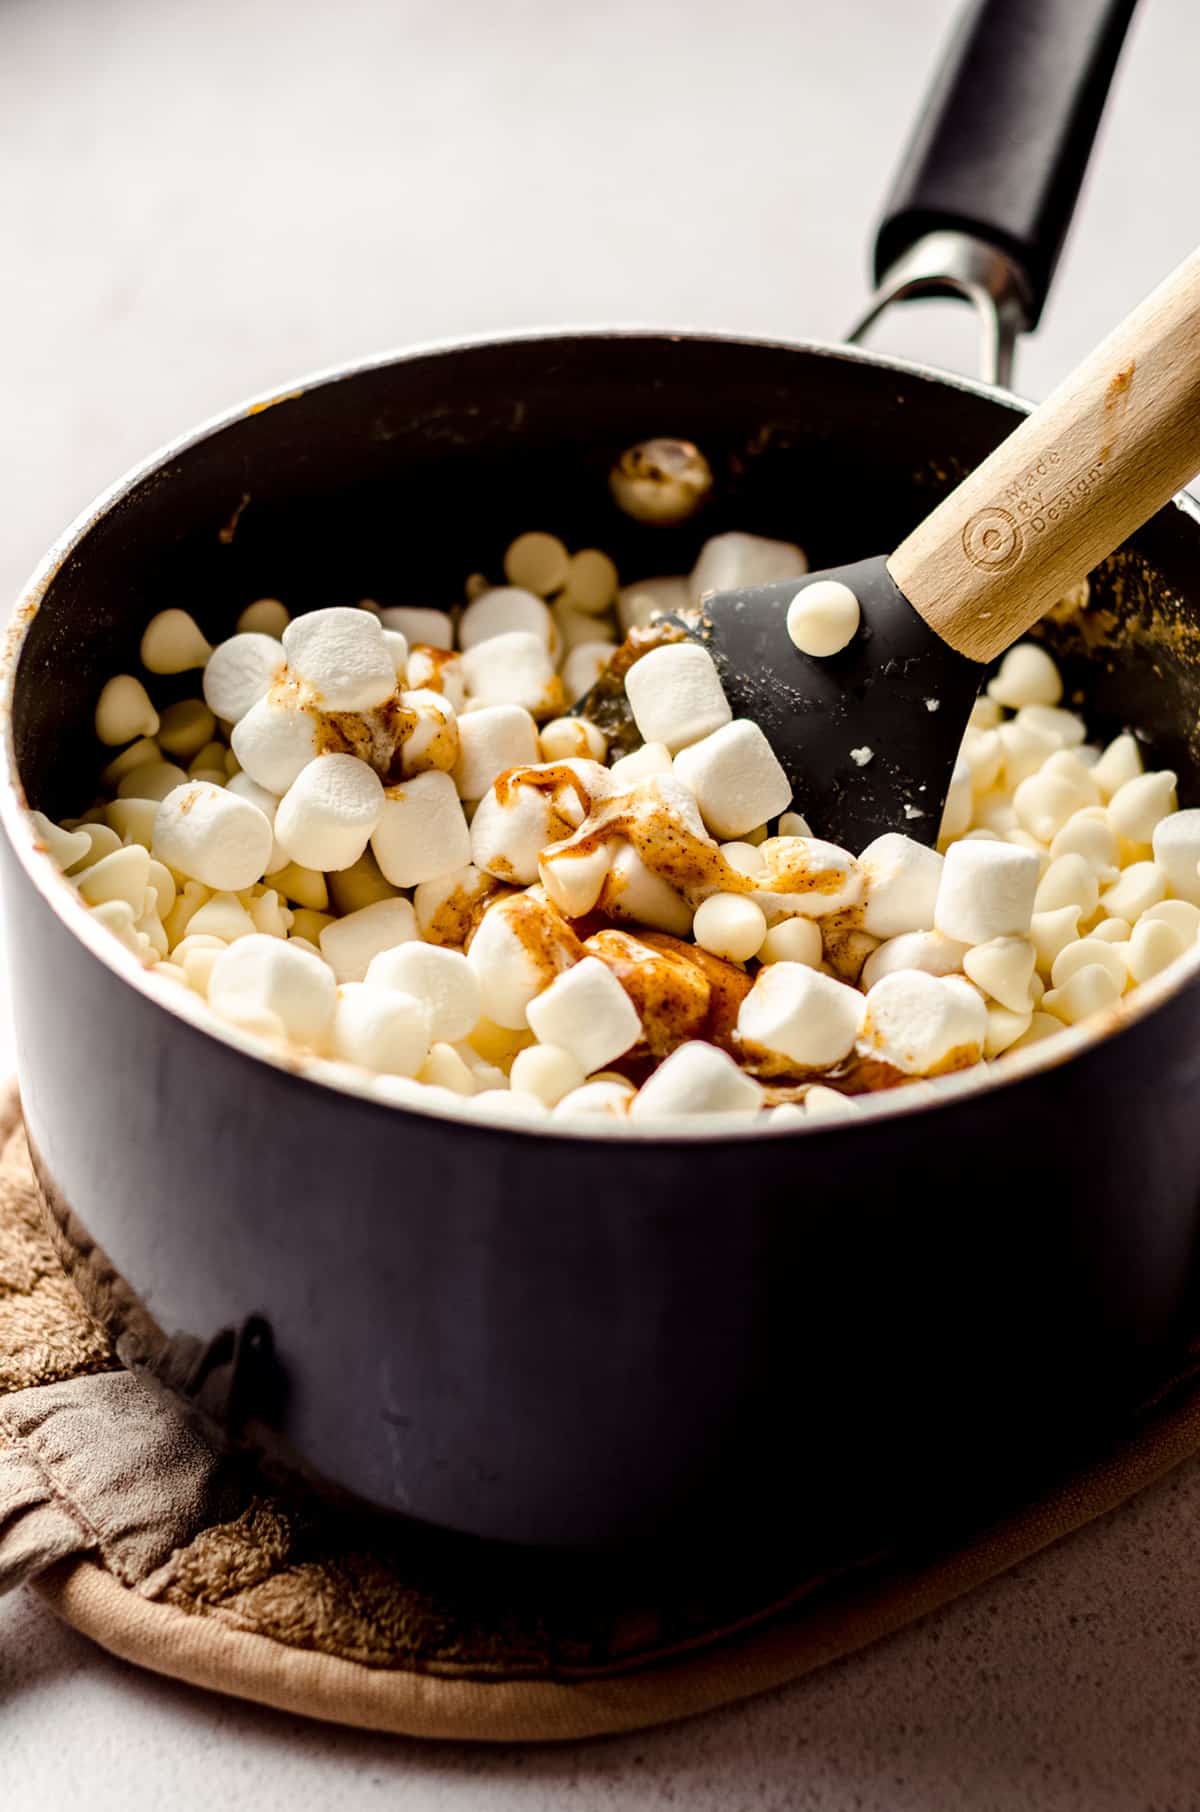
[140,609,212,675]
[987,643,1062,709]
[95,675,159,746]
[785,580,860,658]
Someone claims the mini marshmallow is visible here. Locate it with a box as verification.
[208,934,337,1046]
[526,956,642,1072]
[116,761,189,802]
[95,675,159,746]
[1042,963,1122,1026]
[673,720,791,840]
[785,580,860,658]
[987,643,1062,708]
[333,984,433,1076]
[1152,810,1200,905]
[598,842,694,936]
[624,643,732,754]
[156,699,217,761]
[1107,770,1178,844]
[553,1079,635,1119]
[153,781,274,891]
[140,609,211,674]
[859,834,943,939]
[459,632,562,718]
[366,942,482,1044]
[749,837,864,921]
[860,930,968,989]
[237,598,289,638]
[934,840,1040,944]
[691,532,807,600]
[538,840,613,919]
[503,533,570,598]
[466,892,582,1029]
[758,915,823,967]
[1050,937,1127,992]
[77,844,151,910]
[608,741,673,785]
[1034,853,1100,920]
[405,648,464,708]
[858,971,986,1075]
[1120,918,1188,984]
[411,864,495,947]
[282,607,396,711]
[737,963,864,1068]
[272,754,384,872]
[459,587,554,653]
[230,692,321,793]
[962,936,1036,1013]
[29,812,91,872]
[372,771,472,888]
[382,630,410,681]
[318,897,418,983]
[509,1044,587,1106]
[378,606,454,650]
[562,641,617,703]
[539,717,607,763]
[693,892,767,962]
[1030,906,1082,974]
[617,575,690,636]
[630,1041,763,1120]
[203,634,284,723]
[471,762,600,885]
[396,689,459,778]
[561,549,618,615]
[453,704,540,800]
[1092,733,1143,799]
[1100,861,1168,923]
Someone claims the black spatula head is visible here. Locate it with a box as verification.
[573,557,983,854]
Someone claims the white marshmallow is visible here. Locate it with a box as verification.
[382,630,410,681]
[230,692,321,793]
[459,586,554,652]
[934,839,1040,944]
[630,1042,763,1120]
[538,841,614,919]
[140,609,211,674]
[412,864,495,946]
[318,896,418,983]
[509,1044,586,1107]
[273,754,385,871]
[758,915,823,967]
[371,771,471,887]
[1151,810,1200,906]
[860,930,967,989]
[332,984,433,1076]
[692,893,767,962]
[378,606,454,650]
[95,675,159,746]
[405,646,465,707]
[453,704,540,800]
[617,575,690,635]
[203,634,284,723]
[859,834,943,938]
[737,963,864,1068]
[366,942,482,1044]
[459,631,562,718]
[503,532,570,598]
[598,842,693,936]
[858,971,986,1075]
[986,643,1062,708]
[562,641,617,703]
[624,643,732,753]
[153,782,273,891]
[526,956,642,1072]
[962,937,1037,1012]
[749,837,863,920]
[466,893,582,1029]
[470,762,599,884]
[237,598,289,638]
[690,531,807,600]
[208,934,336,1046]
[395,689,459,778]
[673,720,791,840]
[282,607,396,711]
[553,1079,635,1119]
[785,580,860,658]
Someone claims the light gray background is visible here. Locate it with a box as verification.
[2,0,1199,1804]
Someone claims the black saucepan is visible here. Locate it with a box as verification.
[3,0,1189,1554]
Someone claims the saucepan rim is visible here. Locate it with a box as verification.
[3,324,1198,1145]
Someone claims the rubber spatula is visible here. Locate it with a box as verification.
[579,246,1200,853]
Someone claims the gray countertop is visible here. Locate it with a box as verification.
[2,0,1199,1802]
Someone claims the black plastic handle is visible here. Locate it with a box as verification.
[874,0,1139,326]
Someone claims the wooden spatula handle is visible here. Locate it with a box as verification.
[889,245,1200,663]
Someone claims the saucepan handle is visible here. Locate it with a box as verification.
[850,0,1140,385]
